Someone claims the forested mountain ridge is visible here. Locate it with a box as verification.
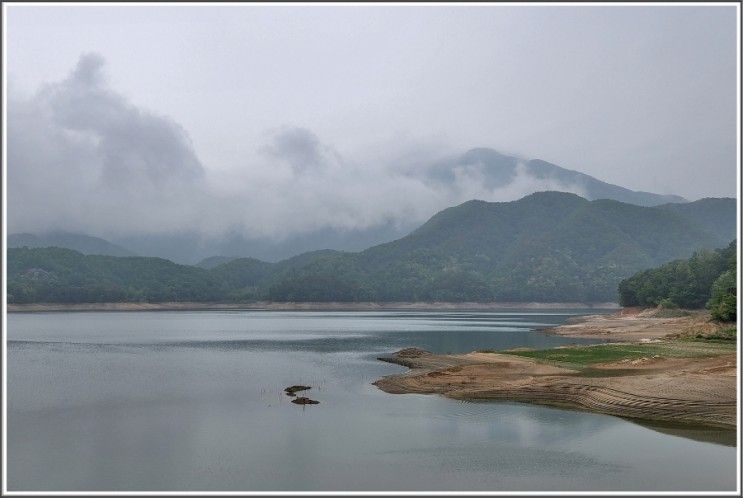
[8,232,136,257]
[259,192,729,302]
[7,192,735,304]
[8,247,222,303]
[656,197,736,245]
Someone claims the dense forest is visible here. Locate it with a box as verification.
[7,247,225,303]
[7,192,736,305]
[618,241,737,321]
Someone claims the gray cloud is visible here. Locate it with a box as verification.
[3,50,725,245]
[261,126,342,175]
[48,53,205,189]
[6,5,737,206]
[8,53,209,236]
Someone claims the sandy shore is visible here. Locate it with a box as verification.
[374,310,737,429]
[6,301,619,313]
[542,307,729,342]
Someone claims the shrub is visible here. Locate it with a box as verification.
[707,269,736,322]
[658,298,678,309]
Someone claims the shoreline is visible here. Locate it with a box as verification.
[6,301,619,313]
[539,307,729,342]
[373,310,737,430]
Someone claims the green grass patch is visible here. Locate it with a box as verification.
[679,326,738,344]
[695,327,737,342]
[500,341,734,368]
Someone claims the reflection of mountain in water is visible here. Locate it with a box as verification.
[629,418,736,447]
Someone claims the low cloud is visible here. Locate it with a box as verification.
[8,54,587,242]
[261,126,342,175]
[8,53,208,236]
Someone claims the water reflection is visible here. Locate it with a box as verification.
[7,310,736,491]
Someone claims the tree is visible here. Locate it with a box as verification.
[708,269,736,322]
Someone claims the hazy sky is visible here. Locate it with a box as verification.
[5,4,738,238]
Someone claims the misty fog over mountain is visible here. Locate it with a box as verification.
[7,6,736,263]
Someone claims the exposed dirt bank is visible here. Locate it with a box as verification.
[373,310,737,429]
[543,308,731,342]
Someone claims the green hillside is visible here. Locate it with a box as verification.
[618,241,736,321]
[195,255,239,269]
[262,192,729,302]
[657,197,736,244]
[7,247,223,303]
[7,192,735,304]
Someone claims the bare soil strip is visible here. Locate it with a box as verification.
[541,306,731,342]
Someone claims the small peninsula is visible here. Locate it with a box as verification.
[373,308,736,429]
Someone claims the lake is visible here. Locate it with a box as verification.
[6,310,737,491]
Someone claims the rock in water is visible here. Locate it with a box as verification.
[284,385,311,397]
[396,347,431,358]
[291,397,320,405]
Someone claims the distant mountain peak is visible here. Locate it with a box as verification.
[444,147,687,207]
[516,190,587,203]
[8,231,136,258]
[460,147,520,164]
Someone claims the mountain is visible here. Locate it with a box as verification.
[260,192,726,303]
[7,247,221,303]
[208,257,275,300]
[8,232,136,257]
[112,222,413,264]
[9,192,732,305]
[11,148,688,264]
[195,256,240,269]
[422,148,687,207]
[657,197,736,244]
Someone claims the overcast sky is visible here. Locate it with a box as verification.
[5,4,738,238]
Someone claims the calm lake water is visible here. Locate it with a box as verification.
[6,310,737,491]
